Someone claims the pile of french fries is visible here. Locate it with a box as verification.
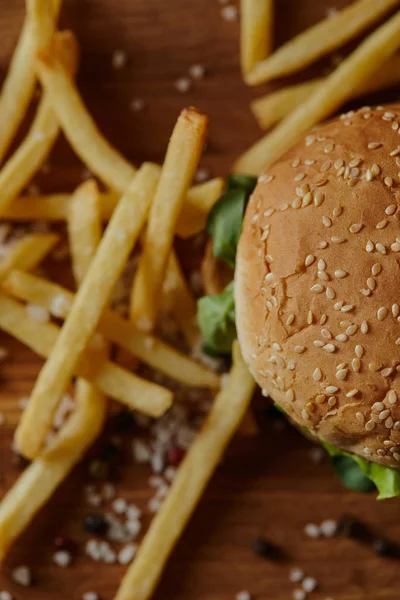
[238,0,400,175]
[0,1,256,598]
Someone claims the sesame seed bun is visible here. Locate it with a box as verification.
[235,104,400,468]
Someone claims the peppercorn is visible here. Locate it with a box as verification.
[109,410,135,433]
[83,513,109,536]
[251,536,275,558]
[337,515,366,540]
[98,441,120,462]
[88,460,109,481]
[373,538,395,557]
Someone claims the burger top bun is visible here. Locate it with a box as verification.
[235,104,400,468]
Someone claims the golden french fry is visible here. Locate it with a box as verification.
[0,292,172,417]
[0,0,62,164]
[3,270,221,389]
[15,163,160,459]
[240,0,273,77]
[67,180,102,283]
[3,178,224,237]
[0,31,79,215]
[175,178,224,239]
[0,376,105,562]
[114,342,255,600]
[163,250,200,348]
[246,0,399,85]
[0,233,58,281]
[251,54,400,130]
[235,10,400,176]
[36,45,137,191]
[131,109,208,330]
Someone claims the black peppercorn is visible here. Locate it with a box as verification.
[251,536,274,558]
[83,513,109,536]
[373,538,394,557]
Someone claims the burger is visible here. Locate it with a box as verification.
[199,104,400,498]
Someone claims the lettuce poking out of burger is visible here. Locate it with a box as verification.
[197,174,400,500]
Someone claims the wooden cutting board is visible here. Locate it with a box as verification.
[1,0,400,598]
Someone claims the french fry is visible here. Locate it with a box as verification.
[0,233,58,281]
[0,292,172,417]
[2,270,221,389]
[0,376,105,562]
[0,0,62,164]
[240,0,273,77]
[2,178,224,238]
[15,163,160,459]
[175,177,224,238]
[67,180,102,283]
[235,10,400,176]
[114,342,255,600]
[163,250,200,348]
[251,54,400,130]
[0,31,79,215]
[131,109,208,330]
[246,0,399,85]
[36,46,137,192]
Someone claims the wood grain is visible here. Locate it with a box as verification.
[1,0,400,599]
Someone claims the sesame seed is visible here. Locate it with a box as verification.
[304,159,315,165]
[313,368,322,381]
[334,301,343,310]
[336,333,348,342]
[371,163,381,176]
[314,340,324,347]
[395,422,400,431]
[381,367,393,377]
[384,177,394,188]
[326,385,338,394]
[318,258,326,271]
[346,325,357,336]
[386,417,394,429]
[368,142,382,149]
[265,273,275,283]
[316,394,326,403]
[371,264,382,276]
[294,172,306,181]
[369,362,381,372]
[310,284,324,293]
[336,369,348,380]
[321,329,332,339]
[334,269,347,279]
[341,305,354,312]
[305,135,316,146]
[377,307,388,321]
[323,343,336,353]
[372,401,385,412]
[346,389,359,397]
[365,240,374,252]
[354,345,364,358]
[376,242,386,255]
[365,420,375,431]
[395,338,400,345]
[331,235,346,244]
[324,143,334,153]
[391,243,400,252]
[367,277,376,290]
[352,358,361,372]
[319,241,328,249]
[361,288,371,296]
[326,287,335,299]
[321,160,331,172]
[294,345,306,354]
[349,223,363,233]
[318,271,330,281]
[292,197,302,209]
[384,111,395,119]
[286,389,295,402]
[376,219,388,229]
[307,310,314,324]
[390,146,400,156]
[335,158,344,168]
[388,391,398,404]
[286,314,295,326]
[379,409,390,420]
[292,159,301,167]
[322,216,332,227]
[366,169,372,181]
[385,204,397,215]
[361,320,369,333]
[302,192,313,207]
[333,205,343,217]
[356,412,365,425]
[301,409,309,420]
[320,314,327,325]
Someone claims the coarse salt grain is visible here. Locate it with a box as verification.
[304,522,320,538]
[221,5,239,21]
[293,590,306,600]
[112,49,127,69]
[118,543,138,565]
[112,498,127,514]
[302,577,318,593]
[53,550,72,567]
[189,64,206,79]
[130,97,145,112]
[236,592,251,600]
[289,567,304,583]
[320,519,337,537]
[132,439,151,463]
[11,566,31,587]
[175,77,192,93]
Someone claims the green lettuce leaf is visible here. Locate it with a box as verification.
[321,442,400,500]
[197,282,236,355]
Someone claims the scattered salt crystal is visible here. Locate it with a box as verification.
[132,439,151,463]
[320,519,337,538]
[112,498,127,515]
[236,592,251,600]
[149,475,164,488]
[151,451,165,474]
[126,504,142,520]
[304,522,320,538]
[189,64,206,79]
[302,577,318,593]
[102,483,116,502]
[118,543,138,565]
[53,550,72,567]
[126,519,141,539]
[112,49,127,69]
[82,593,99,600]
[11,566,31,587]
[85,539,101,561]
[164,466,177,482]
[0,592,13,600]
[26,304,49,322]
[148,497,162,513]
[175,77,192,93]
[293,590,306,600]
[221,5,238,21]
[194,167,211,182]
[289,567,304,583]
[19,396,29,409]
[130,97,145,112]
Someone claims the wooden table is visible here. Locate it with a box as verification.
[1,0,400,598]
